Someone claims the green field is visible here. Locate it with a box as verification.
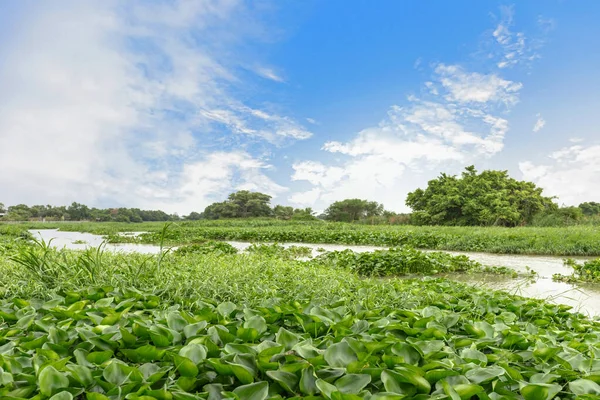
[2,224,600,399]
[16,219,600,256]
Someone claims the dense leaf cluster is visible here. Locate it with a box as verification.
[2,286,600,399]
[406,166,556,227]
[311,248,482,276]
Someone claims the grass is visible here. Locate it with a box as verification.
[12,219,600,255]
[2,229,600,398]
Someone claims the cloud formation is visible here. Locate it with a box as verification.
[290,64,520,211]
[520,144,600,206]
[0,0,308,212]
[533,113,546,133]
[492,5,539,68]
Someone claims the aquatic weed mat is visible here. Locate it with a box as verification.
[1,287,600,399]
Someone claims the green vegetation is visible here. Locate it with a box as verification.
[553,258,600,283]
[311,248,492,277]
[201,191,318,221]
[0,202,178,223]
[12,218,600,256]
[1,231,600,399]
[323,199,384,222]
[406,166,555,227]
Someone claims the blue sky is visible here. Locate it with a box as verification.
[0,0,599,213]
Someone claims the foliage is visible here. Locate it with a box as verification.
[312,247,483,276]
[2,226,600,398]
[406,166,556,227]
[174,241,238,256]
[274,206,317,221]
[531,206,584,227]
[1,281,600,399]
[553,258,600,283]
[324,199,384,222]
[579,202,600,216]
[203,191,274,220]
[246,244,313,260]
[0,202,178,222]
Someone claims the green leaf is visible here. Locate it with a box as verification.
[381,367,430,394]
[86,350,113,365]
[227,362,255,384]
[465,365,505,384]
[244,315,268,335]
[166,311,188,331]
[266,370,298,393]
[381,370,415,396]
[68,365,94,387]
[179,343,207,364]
[50,391,74,400]
[275,328,300,350]
[520,383,562,400]
[300,366,319,395]
[316,378,338,399]
[183,321,208,339]
[217,302,236,317]
[324,342,358,368]
[39,366,69,397]
[103,361,131,386]
[232,381,269,400]
[335,374,371,394]
[569,379,600,395]
[174,354,199,377]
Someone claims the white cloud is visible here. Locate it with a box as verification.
[290,63,520,211]
[435,64,522,105]
[520,145,600,206]
[0,1,305,212]
[252,66,285,82]
[491,5,541,69]
[172,151,287,212]
[533,113,546,132]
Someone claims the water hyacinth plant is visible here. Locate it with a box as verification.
[1,286,600,399]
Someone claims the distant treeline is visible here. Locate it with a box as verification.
[1,166,599,225]
[0,203,179,223]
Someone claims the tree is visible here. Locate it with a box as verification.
[66,202,91,221]
[203,191,273,219]
[0,203,5,213]
[323,199,384,222]
[406,166,555,226]
[185,212,203,220]
[6,204,32,221]
[227,191,272,218]
[274,205,294,220]
[579,202,600,216]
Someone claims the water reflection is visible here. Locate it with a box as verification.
[29,229,162,254]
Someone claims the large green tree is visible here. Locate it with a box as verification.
[406,166,556,226]
[203,191,273,219]
[324,199,384,222]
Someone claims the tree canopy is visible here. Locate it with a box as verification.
[323,199,384,222]
[0,203,177,222]
[406,166,556,226]
[202,190,273,219]
[579,202,600,216]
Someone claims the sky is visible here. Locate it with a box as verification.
[1,0,599,214]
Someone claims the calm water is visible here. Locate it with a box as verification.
[29,230,600,317]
